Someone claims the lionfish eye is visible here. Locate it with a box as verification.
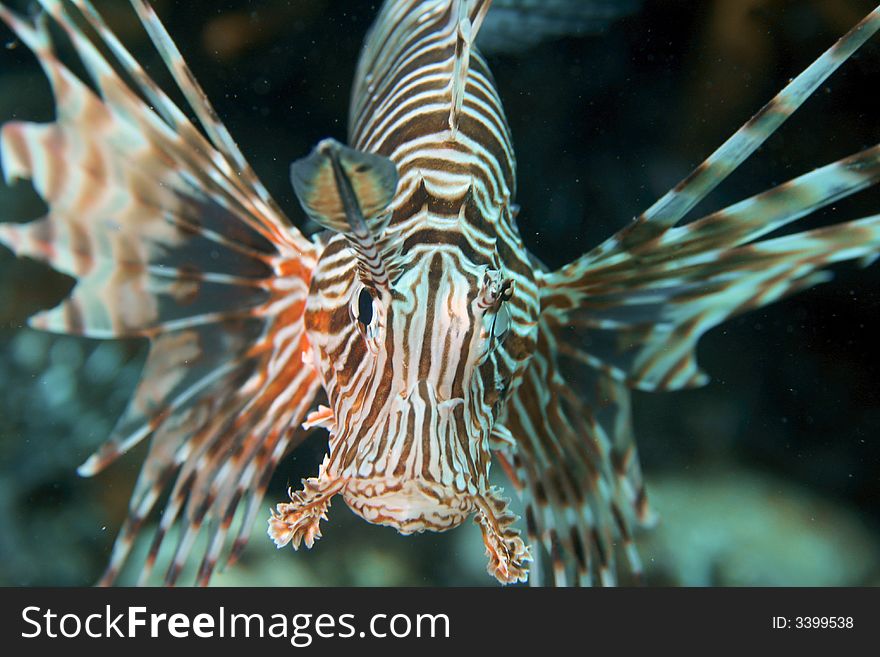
[357,287,374,326]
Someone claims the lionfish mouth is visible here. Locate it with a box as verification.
[267,379,532,583]
[268,473,532,584]
[341,477,475,533]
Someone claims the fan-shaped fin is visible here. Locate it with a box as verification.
[0,0,321,586]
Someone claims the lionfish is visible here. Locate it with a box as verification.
[0,0,878,587]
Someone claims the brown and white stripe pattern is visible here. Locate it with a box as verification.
[269,0,541,584]
[0,0,320,585]
[2,0,879,587]
[505,5,880,585]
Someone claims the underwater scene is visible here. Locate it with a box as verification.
[0,0,878,587]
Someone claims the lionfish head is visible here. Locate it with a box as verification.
[268,139,533,583]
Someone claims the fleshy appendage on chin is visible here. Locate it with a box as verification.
[268,468,531,584]
[268,475,343,550]
[474,486,532,584]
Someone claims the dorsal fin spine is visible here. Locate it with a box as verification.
[450,1,471,136]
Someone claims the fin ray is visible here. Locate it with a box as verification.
[0,1,322,586]
[589,7,880,261]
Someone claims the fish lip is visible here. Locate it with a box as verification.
[341,476,478,534]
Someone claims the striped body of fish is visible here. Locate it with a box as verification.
[0,0,878,586]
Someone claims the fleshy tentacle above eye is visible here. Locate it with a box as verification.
[291,138,401,289]
[0,0,320,585]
